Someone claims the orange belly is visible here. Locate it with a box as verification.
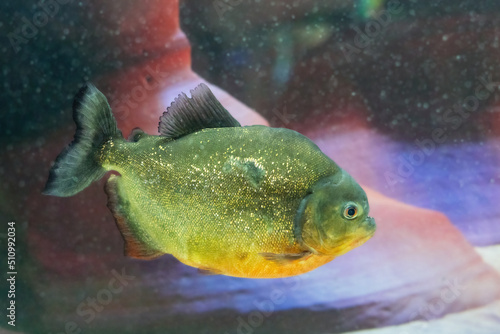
[178,253,337,278]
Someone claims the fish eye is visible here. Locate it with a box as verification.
[343,204,358,219]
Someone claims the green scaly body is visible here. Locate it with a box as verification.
[101,126,339,277]
[44,83,375,279]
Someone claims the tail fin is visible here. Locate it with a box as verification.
[43,84,121,197]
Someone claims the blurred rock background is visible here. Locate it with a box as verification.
[0,0,499,333]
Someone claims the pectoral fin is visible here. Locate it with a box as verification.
[259,251,312,265]
[197,267,223,276]
[198,268,222,276]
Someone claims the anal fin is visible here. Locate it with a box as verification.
[105,175,163,260]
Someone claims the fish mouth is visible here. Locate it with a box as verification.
[363,216,376,235]
[350,217,376,248]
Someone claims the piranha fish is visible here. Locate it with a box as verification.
[44,83,376,278]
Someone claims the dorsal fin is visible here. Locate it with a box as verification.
[158,83,241,139]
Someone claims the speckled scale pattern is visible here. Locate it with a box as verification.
[100,125,340,278]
